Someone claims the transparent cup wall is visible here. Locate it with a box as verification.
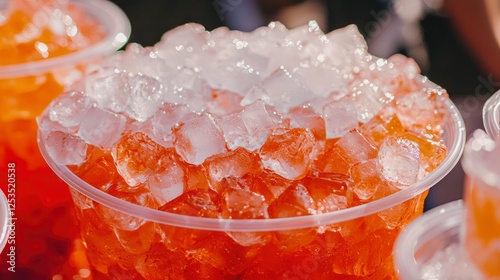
[462,131,500,279]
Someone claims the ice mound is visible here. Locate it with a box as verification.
[40,21,449,221]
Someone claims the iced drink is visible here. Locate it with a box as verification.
[39,22,464,279]
[394,200,483,280]
[0,0,130,278]
[462,130,500,278]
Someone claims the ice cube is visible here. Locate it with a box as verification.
[324,24,372,72]
[173,113,227,165]
[256,170,294,202]
[79,209,131,273]
[328,227,398,276]
[221,187,269,219]
[164,67,210,112]
[241,100,275,146]
[48,90,92,127]
[376,54,420,94]
[217,100,275,151]
[289,104,326,141]
[207,89,244,116]
[283,21,331,72]
[207,26,230,43]
[125,74,165,122]
[268,184,317,250]
[112,132,170,187]
[399,132,446,172]
[217,113,248,151]
[120,43,173,78]
[203,147,263,183]
[296,63,348,98]
[376,194,420,229]
[85,69,130,113]
[302,171,350,213]
[348,79,394,123]
[202,50,268,94]
[240,85,270,107]
[37,108,74,138]
[358,112,405,148]
[155,23,208,69]
[335,129,378,165]
[71,147,120,192]
[45,130,87,165]
[259,128,317,180]
[158,189,219,251]
[323,98,359,138]
[166,67,201,91]
[221,187,271,246]
[378,136,421,187]
[395,88,449,136]
[314,144,350,176]
[149,161,185,205]
[78,106,126,150]
[113,222,155,254]
[134,243,187,279]
[257,67,314,112]
[388,54,420,80]
[247,22,288,58]
[189,233,256,275]
[69,188,93,211]
[349,159,380,200]
[95,184,157,231]
[149,103,190,148]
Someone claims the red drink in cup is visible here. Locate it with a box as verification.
[0,0,130,278]
[39,22,464,279]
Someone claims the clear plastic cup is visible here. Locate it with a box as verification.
[0,0,131,78]
[462,130,500,278]
[0,0,130,278]
[38,76,466,278]
[482,89,500,139]
[394,200,483,280]
[0,191,10,254]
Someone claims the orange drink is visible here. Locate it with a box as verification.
[39,22,464,279]
[0,0,130,278]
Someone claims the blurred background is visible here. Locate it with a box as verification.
[110,0,499,210]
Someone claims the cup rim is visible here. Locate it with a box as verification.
[394,199,464,279]
[0,191,11,254]
[483,89,500,140]
[0,0,131,78]
[38,77,466,232]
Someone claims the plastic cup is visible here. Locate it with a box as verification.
[462,130,500,278]
[0,0,130,278]
[394,200,483,279]
[38,76,466,278]
[483,89,500,139]
[0,191,10,254]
